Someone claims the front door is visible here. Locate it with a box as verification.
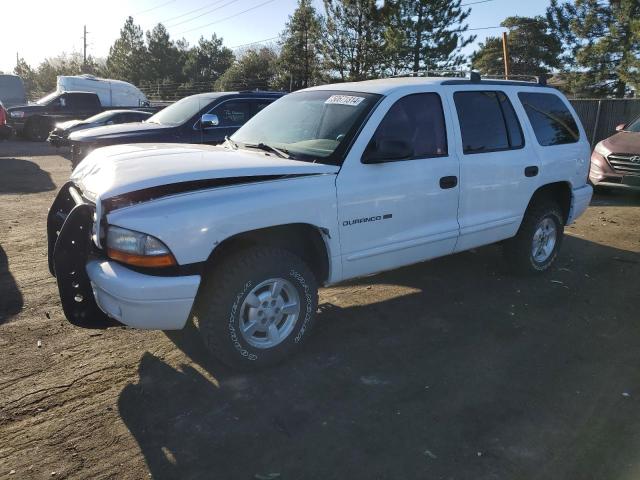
[336,92,460,280]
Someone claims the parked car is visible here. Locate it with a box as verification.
[67,90,285,165]
[7,90,155,141]
[48,110,153,147]
[0,74,27,108]
[590,116,640,190]
[0,101,11,140]
[48,75,592,369]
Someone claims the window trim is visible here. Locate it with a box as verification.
[192,97,276,131]
[360,92,449,164]
[517,91,580,146]
[454,90,526,155]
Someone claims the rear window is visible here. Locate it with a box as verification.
[454,91,524,154]
[518,92,579,146]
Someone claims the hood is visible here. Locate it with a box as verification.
[56,119,83,130]
[71,143,338,204]
[7,103,43,113]
[68,121,169,142]
[600,131,640,154]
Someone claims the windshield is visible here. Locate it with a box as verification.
[231,90,381,165]
[146,95,206,126]
[84,111,119,123]
[625,116,640,132]
[36,91,60,105]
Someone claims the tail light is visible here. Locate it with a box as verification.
[0,106,6,126]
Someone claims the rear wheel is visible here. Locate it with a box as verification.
[503,201,564,274]
[195,246,318,370]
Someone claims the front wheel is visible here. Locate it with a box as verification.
[503,201,564,274]
[195,246,319,370]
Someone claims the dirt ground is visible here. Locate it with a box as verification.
[0,139,639,480]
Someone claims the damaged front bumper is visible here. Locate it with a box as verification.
[47,183,201,329]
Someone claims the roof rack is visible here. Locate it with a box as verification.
[387,70,548,86]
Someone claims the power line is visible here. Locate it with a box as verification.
[460,0,496,6]
[161,0,228,24]
[179,0,278,35]
[230,36,280,49]
[167,0,242,28]
[135,0,176,15]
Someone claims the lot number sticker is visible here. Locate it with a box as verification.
[325,95,365,106]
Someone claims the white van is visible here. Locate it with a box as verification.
[57,75,148,107]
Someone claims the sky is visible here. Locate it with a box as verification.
[1,0,552,74]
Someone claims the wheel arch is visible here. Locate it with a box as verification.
[206,223,332,285]
[525,181,572,225]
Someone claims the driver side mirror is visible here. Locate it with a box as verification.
[201,114,219,129]
[362,139,413,164]
[615,123,626,132]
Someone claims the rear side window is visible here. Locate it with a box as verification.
[454,91,524,154]
[518,92,579,146]
[369,93,448,159]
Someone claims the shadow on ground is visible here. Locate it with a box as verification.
[591,188,640,207]
[0,158,55,194]
[0,244,23,324]
[118,236,640,480]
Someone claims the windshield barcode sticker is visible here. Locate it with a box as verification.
[325,95,365,106]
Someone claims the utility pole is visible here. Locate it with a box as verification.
[502,32,510,80]
[83,25,88,71]
[16,52,19,68]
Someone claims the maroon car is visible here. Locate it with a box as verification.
[590,116,640,190]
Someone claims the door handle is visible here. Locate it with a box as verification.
[439,176,458,189]
[525,166,539,177]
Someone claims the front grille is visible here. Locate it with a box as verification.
[607,153,640,175]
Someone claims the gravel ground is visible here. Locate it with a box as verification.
[1,140,639,480]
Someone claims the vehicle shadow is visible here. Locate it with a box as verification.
[0,139,62,157]
[118,236,640,480]
[591,189,640,207]
[0,244,23,324]
[0,158,56,194]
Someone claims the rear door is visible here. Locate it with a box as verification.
[336,91,460,279]
[446,89,537,252]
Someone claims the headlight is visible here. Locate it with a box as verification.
[594,142,610,157]
[10,111,25,118]
[106,225,176,268]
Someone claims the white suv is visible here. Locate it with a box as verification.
[48,75,593,369]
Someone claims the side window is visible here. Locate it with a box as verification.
[518,92,579,146]
[254,100,272,113]
[454,91,524,153]
[368,93,448,160]
[211,100,253,127]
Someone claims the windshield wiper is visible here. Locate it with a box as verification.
[225,136,239,150]
[243,142,291,159]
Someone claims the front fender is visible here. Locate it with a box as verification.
[105,174,342,280]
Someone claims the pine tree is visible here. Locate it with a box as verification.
[547,0,640,97]
[471,16,562,76]
[146,24,181,84]
[183,35,235,88]
[215,47,279,91]
[384,0,475,74]
[105,17,147,86]
[278,0,323,90]
[322,0,384,81]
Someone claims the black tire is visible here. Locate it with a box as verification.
[25,118,51,141]
[503,201,564,275]
[195,246,319,370]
